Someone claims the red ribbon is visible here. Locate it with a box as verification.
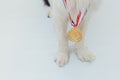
[63,0,81,27]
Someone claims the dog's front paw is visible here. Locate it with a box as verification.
[76,47,95,62]
[55,52,69,67]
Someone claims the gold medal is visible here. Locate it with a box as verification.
[67,27,82,42]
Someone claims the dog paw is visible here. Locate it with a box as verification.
[76,47,95,62]
[54,52,69,67]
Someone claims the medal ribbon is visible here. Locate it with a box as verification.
[63,0,89,27]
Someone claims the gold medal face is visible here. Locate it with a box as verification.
[67,27,82,42]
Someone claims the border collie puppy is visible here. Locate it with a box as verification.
[43,0,99,67]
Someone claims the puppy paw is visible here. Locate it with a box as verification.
[54,52,69,67]
[76,47,95,62]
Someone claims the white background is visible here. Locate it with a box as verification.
[0,0,120,80]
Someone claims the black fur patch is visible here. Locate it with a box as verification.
[43,0,50,7]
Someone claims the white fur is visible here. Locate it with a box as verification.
[45,0,100,67]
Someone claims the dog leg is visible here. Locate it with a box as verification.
[75,18,95,62]
[53,14,70,67]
